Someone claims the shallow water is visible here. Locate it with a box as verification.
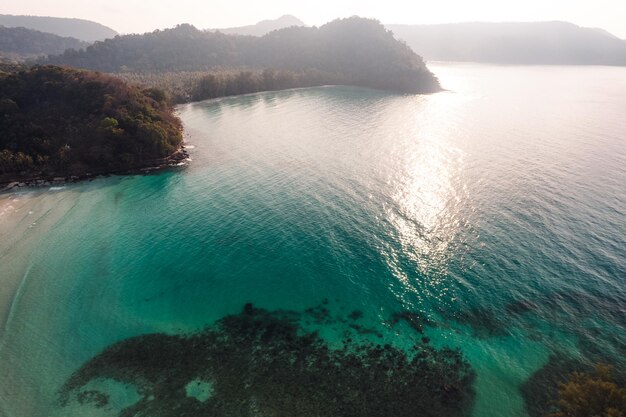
[0,63,625,417]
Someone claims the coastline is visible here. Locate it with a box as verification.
[0,190,78,331]
[0,145,190,332]
[0,142,189,334]
[0,146,190,192]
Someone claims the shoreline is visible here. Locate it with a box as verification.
[0,190,79,333]
[0,146,190,193]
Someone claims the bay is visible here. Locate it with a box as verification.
[0,63,625,417]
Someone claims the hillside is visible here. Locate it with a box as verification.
[217,15,305,36]
[0,66,183,182]
[0,26,88,62]
[0,14,117,43]
[46,17,440,95]
[387,21,626,65]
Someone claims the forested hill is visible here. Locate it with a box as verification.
[0,26,88,61]
[0,14,117,43]
[0,66,183,181]
[387,21,626,65]
[47,17,440,94]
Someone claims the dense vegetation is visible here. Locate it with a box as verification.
[47,17,441,94]
[0,14,117,43]
[0,66,182,181]
[0,26,87,62]
[116,68,365,103]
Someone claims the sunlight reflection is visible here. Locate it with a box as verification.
[382,91,473,309]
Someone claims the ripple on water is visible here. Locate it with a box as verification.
[1,65,626,417]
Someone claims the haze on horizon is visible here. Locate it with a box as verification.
[2,0,626,39]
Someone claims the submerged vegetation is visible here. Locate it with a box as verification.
[550,365,626,417]
[0,65,183,182]
[522,355,626,417]
[47,17,441,96]
[60,304,475,417]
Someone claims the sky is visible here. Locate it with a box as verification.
[2,0,626,38]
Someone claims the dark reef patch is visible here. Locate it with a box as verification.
[59,304,475,417]
[77,390,109,408]
[520,355,591,417]
[348,323,384,338]
[445,307,509,339]
[505,299,538,316]
[347,309,364,320]
[389,310,435,334]
[520,353,626,417]
[303,303,332,325]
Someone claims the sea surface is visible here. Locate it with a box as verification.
[0,63,625,417]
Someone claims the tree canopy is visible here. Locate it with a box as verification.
[0,66,182,179]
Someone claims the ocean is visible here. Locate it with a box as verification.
[0,63,625,417]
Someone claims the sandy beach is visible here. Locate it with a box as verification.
[0,189,78,330]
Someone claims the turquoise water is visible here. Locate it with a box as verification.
[0,63,625,416]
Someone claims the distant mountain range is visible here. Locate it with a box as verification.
[214,15,305,37]
[0,26,87,62]
[387,21,626,65]
[2,13,626,67]
[0,14,117,43]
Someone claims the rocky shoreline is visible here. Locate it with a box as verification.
[0,146,190,192]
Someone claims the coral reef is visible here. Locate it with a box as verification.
[60,304,475,417]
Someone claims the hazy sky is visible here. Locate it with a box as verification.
[2,0,626,38]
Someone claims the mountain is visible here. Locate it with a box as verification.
[0,26,88,62]
[217,15,305,36]
[0,14,117,43]
[387,21,626,65]
[47,17,440,95]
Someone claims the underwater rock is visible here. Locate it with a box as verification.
[60,304,475,417]
[505,299,538,316]
[348,309,364,320]
[445,307,509,339]
[520,354,593,417]
[389,310,435,334]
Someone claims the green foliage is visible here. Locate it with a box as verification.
[46,17,440,95]
[550,365,626,417]
[0,65,182,178]
[116,68,354,103]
